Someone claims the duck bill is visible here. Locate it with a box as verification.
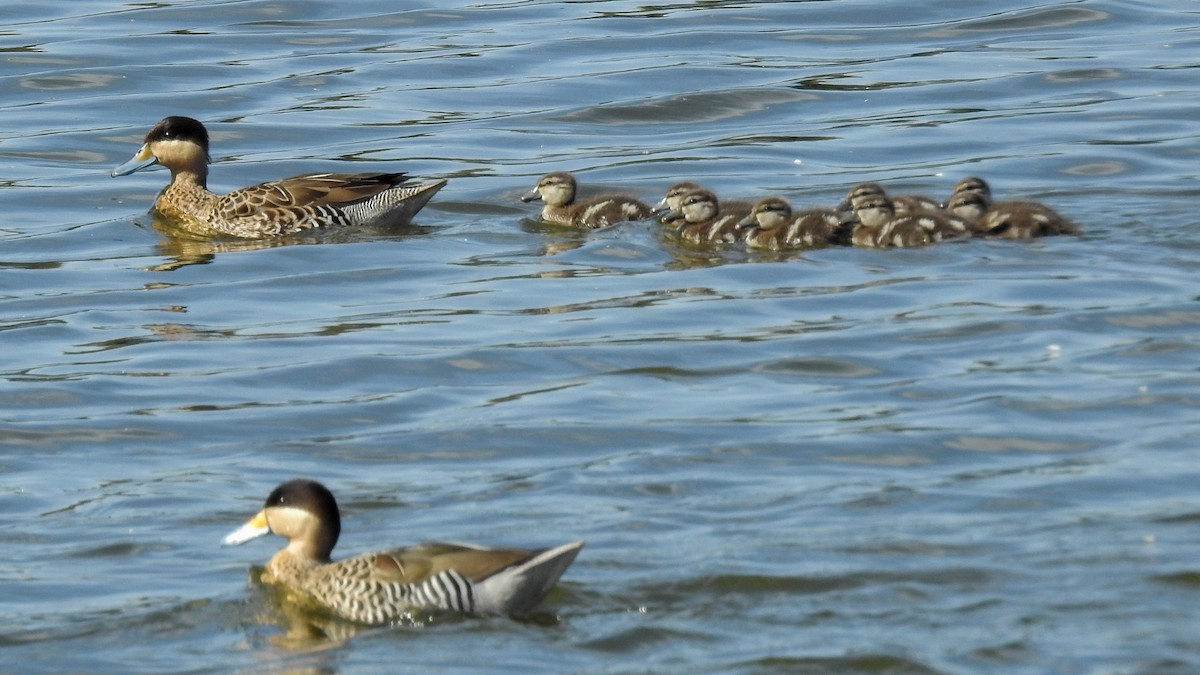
[519,187,542,203]
[111,143,159,177]
[651,204,677,220]
[222,509,270,545]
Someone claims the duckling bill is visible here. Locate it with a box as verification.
[223,479,583,623]
[112,116,446,239]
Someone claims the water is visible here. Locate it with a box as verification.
[3,0,1200,671]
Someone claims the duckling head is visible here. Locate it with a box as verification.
[945,190,990,222]
[521,172,578,207]
[737,196,792,232]
[836,182,887,212]
[951,176,992,202]
[852,194,896,229]
[674,189,720,223]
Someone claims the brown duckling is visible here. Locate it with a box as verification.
[735,196,845,250]
[521,171,652,229]
[847,192,970,248]
[662,189,746,245]
[654,181,753,226]
[836,181,941,219]
[945,176,1079,238]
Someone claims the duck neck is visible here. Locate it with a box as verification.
[170,167,208,191]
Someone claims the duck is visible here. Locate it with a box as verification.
[735,196,845,250]
[944,176,1079,239]
[111,116,447,239]
[846,192,970,248]
[661,189,747,245]
[943,176,992,224]
[654,181,754,227]
[520,171,652,229]
[223,479,584,623]
[835,182,941,220]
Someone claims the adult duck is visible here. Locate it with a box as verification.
[223,479,584,623]
[112,116,446,239]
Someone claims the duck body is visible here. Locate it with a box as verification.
[224,479,584,623]
[112,116,445,239]
[521,171,651,229]
[945,177,1079,239]
[736,196,844,250]
[976,201,1080,239]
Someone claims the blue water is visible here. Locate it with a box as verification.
[3,0,1200,672]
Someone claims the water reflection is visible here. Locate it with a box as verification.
[143,212,437,271]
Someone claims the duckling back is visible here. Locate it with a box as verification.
[874,211,971,247]
[977,201,1079,239]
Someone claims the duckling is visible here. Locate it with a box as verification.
[735,196,844,250]
[653,181,703,224]
[653,181,753,226]
[836,182,941,219]
[520,171,652,229]
[944,176,992,224]
[950,176,992,201]
[662,189,746,245]
[223,479,584,623]
[111,116,446,239]
[978,201,1080,239]
[848,193,970,248]
[944,177,1079,239]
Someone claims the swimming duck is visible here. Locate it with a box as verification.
[223,479,584,623]
[111,116,446,239]
[835,182,941,219]
[943,177,992,223]
[735,196,844,250]
[847,192,970,248]
[662,189,746,245]
[944,177,1079,239]
[520,171,652,229]
[654,181,753,227]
